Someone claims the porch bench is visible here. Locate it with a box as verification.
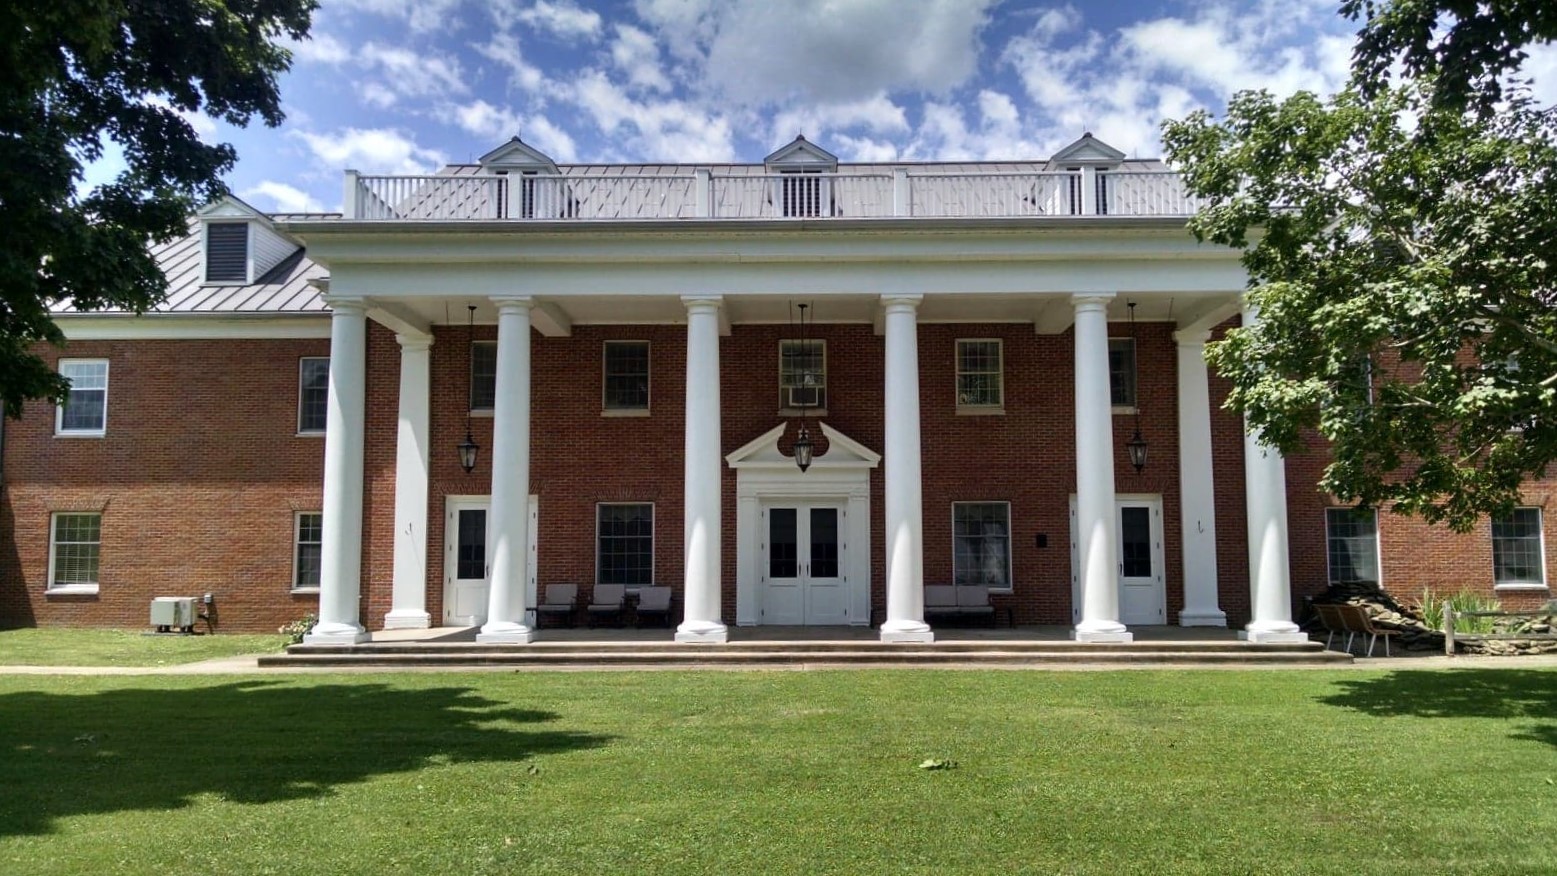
[923,585,1011,627]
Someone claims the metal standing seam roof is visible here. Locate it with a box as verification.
[52,215,335,316]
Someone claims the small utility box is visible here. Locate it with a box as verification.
[150,597,197,633]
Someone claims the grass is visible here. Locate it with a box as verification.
[0,628,286,666]
[0,669,1555,875]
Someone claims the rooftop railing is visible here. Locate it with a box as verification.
[344,168,1200,221]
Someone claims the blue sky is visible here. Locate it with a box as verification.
[146,0,1557,214]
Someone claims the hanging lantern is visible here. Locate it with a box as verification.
[458,429,480,474]
[793,423,814,472]
[1126,427,1148,473]
[459,304,479,474]
[1123,299,1148,473]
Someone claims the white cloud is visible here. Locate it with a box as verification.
[770,94,910,145]
[442,100,579,162]
[567,70,734,161]
[634,0,998,106]
[611,25,671,92]
[328,0,462,35]
[289,31,351,65]
[356,82,399,109]
[358,42,468,99]
[291,128,449,175]
[242,181,325,213]
[517,1,604,40]
[475,31,548,93]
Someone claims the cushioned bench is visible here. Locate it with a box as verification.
[923,585,1012,627]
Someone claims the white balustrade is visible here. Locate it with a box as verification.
[908,172,1077,218]
[1105,172,1201,216]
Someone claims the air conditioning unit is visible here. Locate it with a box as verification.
[150,597,198,632]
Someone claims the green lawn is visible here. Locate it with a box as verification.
[0,628,285,666]
[0,669,1553,875]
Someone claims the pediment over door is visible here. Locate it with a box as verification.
[725,422,880,471]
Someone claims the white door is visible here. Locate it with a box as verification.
[1117,499,1165,625]
[760,503,849,625]
[1069,495,1166,625]
[443,495,538,627]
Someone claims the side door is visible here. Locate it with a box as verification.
[803,505,849,624]
[445,498,490,626]
[761,506,805,624]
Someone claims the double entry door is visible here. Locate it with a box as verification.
[444,495,538,627]
[760,502,848,625]
[1069,496,1166,626]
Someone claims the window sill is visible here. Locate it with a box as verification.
[1111,405,1137,416]
[290,587,321,595]
[602,409,651,418]
[956,406,1004,416]
[1493,582,1549,592]
[46,585,100,597]
[55,430,106,439]
[469,409,494,418]
[778,408,828,418]
[296,431,325,438]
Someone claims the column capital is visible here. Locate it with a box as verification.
[881,294,923,313]
[1173,328,1211,347]
[322,295,369,315]
[490,296,534,314]
[395,333,434,352]
[681,294,724,312]
[1070,293,1116,313]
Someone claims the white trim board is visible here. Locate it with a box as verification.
[57,316,331,340]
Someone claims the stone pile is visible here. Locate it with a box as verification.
[1309,583,1557,655]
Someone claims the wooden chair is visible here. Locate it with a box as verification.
[586,584,628,627]
[1313,603,1350,652]
[634,586,674,628]
[1335,603,1399,657]
[535,584,579,628]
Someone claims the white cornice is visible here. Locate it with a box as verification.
[56,314,331,340]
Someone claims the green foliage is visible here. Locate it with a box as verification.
[277,613,317,645]
[0,628,284,666]
[0,1,316,416]
[1162,2,1557,531]
[1417,589,1501,635]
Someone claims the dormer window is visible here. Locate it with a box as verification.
[764,135,838,219]
[477,137,567,219]
[781,170,825,218]
[205,222,249,282]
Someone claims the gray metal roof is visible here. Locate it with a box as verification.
[52,215,334,316]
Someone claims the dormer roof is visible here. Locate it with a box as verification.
[1050,132,1127,166]
[764,135,838,171]
[478,136,560,173]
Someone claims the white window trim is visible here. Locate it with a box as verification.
[470,340,497,414]
[297,356,329,436]
[47,511,101,594]
[778,338,827,415]
[1324,506,1383,587]
[602,340,651,415]
[955,338,1005,414]
[292,511,323,593]
[201,220,254,286]
[595,501,655,589]
[951,500,1013,593]
[55,358,108,437]
[1493,506,1548,590]
[1108,337,1136,414]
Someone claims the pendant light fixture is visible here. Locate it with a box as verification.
[792,302,814,472]
[457,305,480,474]
[1124,300,1148,473]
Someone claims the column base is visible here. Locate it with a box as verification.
[304,623,370,645]
[1178,609,1228,628]
[1239,628,1310,645]
[675,620,728,644]
[477,622,535,644]
[880,619,934,644]
[1072,629,1134,643]
[382,610,432,630]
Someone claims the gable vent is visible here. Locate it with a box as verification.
[205,222,249,283]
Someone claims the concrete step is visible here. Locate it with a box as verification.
[283,639,1332,656]
[260,642,1351,668]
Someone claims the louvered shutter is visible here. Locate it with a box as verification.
[205,222,249,282]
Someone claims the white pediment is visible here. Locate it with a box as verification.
[763,135,838,171]
[1050,132,1126,166]
[726,422,879,470]
[478,136,560,173]
[198,195,271,224]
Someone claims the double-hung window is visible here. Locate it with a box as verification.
[470,341,497,412]
[1108,339,1136,409]
[49,512,102,592]
[953,502,1011,591]
[779,339,826,411]
[298,357,329,434]
[1492,508,1546,588]
[598,503,653,587]
[956,339,1003,410]
[56,359,108,436]
[603,341,650,412]
[293,512,323,591]
[1325,507,1380,585]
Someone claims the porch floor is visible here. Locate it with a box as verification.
[371,624,1250,644]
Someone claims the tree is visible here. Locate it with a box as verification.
[0,1,316,416]
[1161,1,1557,531]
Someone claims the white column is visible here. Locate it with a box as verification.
[305,298,370,644]
[1240,303,1306,643]
[1073,293,1131,642]
[678,295,728,643]
[384,333,433,629]
[1175,330,1227,627]
[478,298,535,644]
[881,294,934,643]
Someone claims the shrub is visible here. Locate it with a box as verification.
[278,613,318,645]
[1417,589,1500,635]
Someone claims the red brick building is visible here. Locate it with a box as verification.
[3,135,1551,639]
